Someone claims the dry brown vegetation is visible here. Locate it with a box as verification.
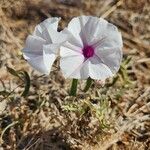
[0,0,150,149]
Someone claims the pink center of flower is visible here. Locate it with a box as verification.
[82,45,94,58]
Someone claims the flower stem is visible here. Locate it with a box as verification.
[70,79,78,96]
[84,77,92,92]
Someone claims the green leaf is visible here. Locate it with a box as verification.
[124,56,132,65]
[6,66,23,81]
[21,71,30,97]
[6,66,19,77]
[6,66,31,97]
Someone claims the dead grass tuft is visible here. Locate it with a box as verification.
[0,0,150,149]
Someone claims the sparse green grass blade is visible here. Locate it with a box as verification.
[21,71,30,97]
[6,66,31,97]
[6,66,23,81]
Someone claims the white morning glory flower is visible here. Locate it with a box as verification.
[60,16,123,80]
[22,17,67,75]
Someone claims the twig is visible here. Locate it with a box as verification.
[101,0,123,18]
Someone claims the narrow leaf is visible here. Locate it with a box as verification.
[21,71,30,97]
[6,66,23,81]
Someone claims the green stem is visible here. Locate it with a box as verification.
[84,77,93,92]
[70,79,78,96]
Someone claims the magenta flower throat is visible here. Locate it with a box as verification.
[82,45,95,59]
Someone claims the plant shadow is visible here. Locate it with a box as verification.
[17,127,71,150]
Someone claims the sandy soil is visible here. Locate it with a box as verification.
[0,0,150,149]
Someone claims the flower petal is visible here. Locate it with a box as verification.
[23,44,58,74]
[43,43,60,54]
[22,17,66,75]
[23,35,46,55]
[46,28,69,44]
[62,28,83,48]
[60,41,83,56]
[25,55,50,74]
[95,47,122,73]
[92,23,123,49]
[60,41,90,79]
[68,60,89,79]
[33,17,61,44]
[60,16,123,80]
[80,17,108,45]
[43,45,57,74]
[60,54,85,79]
[67,16,90,47]
[33,17,60,37]
[67,16,108,46]
[89,55,113,80]
[94,23,123,73]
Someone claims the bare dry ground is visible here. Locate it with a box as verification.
[0,0,150,149]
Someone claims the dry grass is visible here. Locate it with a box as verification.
[0,0,150,149]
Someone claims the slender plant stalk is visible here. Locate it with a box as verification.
[84,77,92,92]
[70,79,78,96]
